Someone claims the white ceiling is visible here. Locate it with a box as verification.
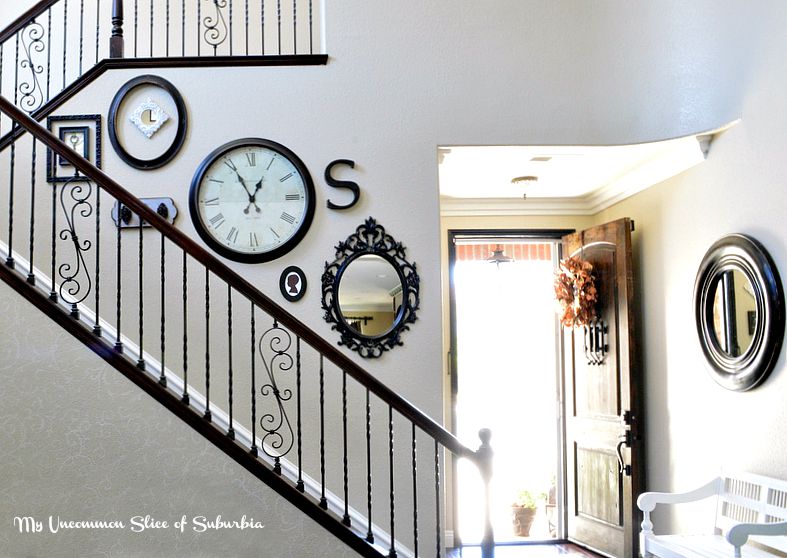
[438,126,734,216]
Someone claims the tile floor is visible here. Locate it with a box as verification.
[447,543,603,558]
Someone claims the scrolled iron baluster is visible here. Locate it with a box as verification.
[226,285,235,439]
[203,0,229,54]
[58,176,94,318]
[258,320,295,474]
[27,138,37,284]
[19,20,46,114]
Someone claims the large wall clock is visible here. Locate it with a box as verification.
[188,138,316,263]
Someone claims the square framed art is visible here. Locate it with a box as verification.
[46,114,101,182]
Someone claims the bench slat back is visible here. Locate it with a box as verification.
[715,472,787,553]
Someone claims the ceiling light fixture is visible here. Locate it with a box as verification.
[487,244,514,269]
[511,175,538,185]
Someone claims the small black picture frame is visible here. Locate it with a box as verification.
[46,114,102,183]
[58,126,89,166]
[280,266,307,302]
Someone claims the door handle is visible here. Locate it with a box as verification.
[616,434,632,476]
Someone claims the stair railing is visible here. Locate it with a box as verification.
[0,0,324,147]
[0,92,494,557]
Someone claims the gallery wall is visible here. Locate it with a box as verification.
[0,0,777,554]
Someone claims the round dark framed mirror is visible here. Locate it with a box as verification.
[321,218,419,358]
[694,234,784,391]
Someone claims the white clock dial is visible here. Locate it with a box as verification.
[189,139,316,263]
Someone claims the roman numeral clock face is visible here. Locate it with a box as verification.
[188,138,316,263]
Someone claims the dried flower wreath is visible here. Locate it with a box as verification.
[554,256,598,327]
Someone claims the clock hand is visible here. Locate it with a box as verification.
[242,179,264,215]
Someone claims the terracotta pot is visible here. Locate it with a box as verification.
[512,505,537,537]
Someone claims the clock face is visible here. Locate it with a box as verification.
[188,138,316,263]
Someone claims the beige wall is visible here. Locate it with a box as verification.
[596,46,787,532]
[0,0,783,554]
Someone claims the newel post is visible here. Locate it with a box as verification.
[476,428,495,558]
[109,0,124,58]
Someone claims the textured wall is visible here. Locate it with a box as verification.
[0,280,355,557]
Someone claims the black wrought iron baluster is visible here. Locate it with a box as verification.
[204,267,211,421]
[5,129,14,266]
[58,178,94,319]
[365,387,374,543]
[276,0,281,54]
[411,423,418,558]
[295,336,303,491]
[258,321,294,473]
[204,0,228,55]
[47,8,52,102]
[388,405,396,558]
[226,284,235,439]
[62,0,67,90]
[196,0,201,56]
[8,36,18,269]
[308,0,312,54]
[181,0,185,56]
[149,0,154,56]
[342,369,350,526]
[27,138,36,283]
[19,19,46,114]
[292,0,296,55]
[137,216,145,369]
[181,249,189,404]
[114,201,122,351]
[435,441,441,558]
[250,302,257,456]
[93,188,100,334]
[260,0,264,54]
[50,174,57,301]
[165,0,170,57]
[78,0,84,75]
[133,0,138,57]
[159,233,166,385]
[245,0,249,54]
[319,354,327,509]
[94,0,99,65]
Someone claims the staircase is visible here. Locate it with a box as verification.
[0,2,494,557]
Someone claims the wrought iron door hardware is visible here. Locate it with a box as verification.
[583,318,609,365]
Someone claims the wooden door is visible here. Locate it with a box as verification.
[562,219,643,558]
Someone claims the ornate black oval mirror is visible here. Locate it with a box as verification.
[694,234,784,391]
[322,217,420,358]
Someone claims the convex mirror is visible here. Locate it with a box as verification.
[695,234,784,391]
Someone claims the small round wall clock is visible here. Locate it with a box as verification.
[188,138,316,263]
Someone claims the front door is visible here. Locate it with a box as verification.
[562,218,643,557]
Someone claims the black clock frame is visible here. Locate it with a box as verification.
[108,75,188,170]
[188,137,316,263]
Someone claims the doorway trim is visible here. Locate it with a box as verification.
[446,228,574,548]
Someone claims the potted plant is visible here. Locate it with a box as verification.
[511,489,544,537]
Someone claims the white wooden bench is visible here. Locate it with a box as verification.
[637,472,787,558]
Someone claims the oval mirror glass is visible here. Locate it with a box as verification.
[337,255,404,338]
[710,269,757,357]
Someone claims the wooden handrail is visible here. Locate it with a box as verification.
[0,94,476,462]
[0,0,60,44]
